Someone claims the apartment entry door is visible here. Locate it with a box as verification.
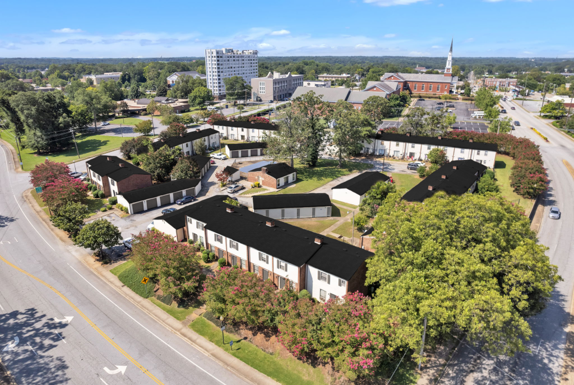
[278,276,285,289]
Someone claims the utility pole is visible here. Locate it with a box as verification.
[15,134,23,170]
[418,316,428,371]
[540,81,547,117]
[70,129,81,172]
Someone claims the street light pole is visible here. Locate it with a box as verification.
[540,81,548,117]
[347,211,355,245]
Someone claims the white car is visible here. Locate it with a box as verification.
[123,238,133,249]
[227,184,243,194]
[101,122,110,126]
[211,153,227,160]
[147,221,155,231]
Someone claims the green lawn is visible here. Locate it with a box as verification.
[31,189,106,218]
[190,317,327,385]
[111,261,155,298]
[332,220,355,238]
[331,199,358,209]
[1,131,130,170]
[239,187,269,196]
[108,118,143,126]
[283,218,338,233]
[31,189,50,216]
[149,298,200,321]
[494,154,535,214]
[261,159,372,196]
[392,173,422,193]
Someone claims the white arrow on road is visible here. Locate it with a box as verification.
[53,316,74,324]
[2,336,19,352]
[104,365,127,375]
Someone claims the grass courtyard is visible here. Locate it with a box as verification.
[283,218,339,233]
[494,154,534,214]
[391,173,422,193]
[108,118,143,126]
[0,130,130,170]
[261,159,372,196]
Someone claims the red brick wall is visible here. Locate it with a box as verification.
[347,262,368,295]
[407,82,450,94]
[116,174,153,196]
[247,171,277,188]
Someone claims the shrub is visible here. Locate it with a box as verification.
[354,214,368,232]
[116,203,124,211]
[417,165,427,178]
[100,207,107,212]
[108,196,117,205]
[90,185,97,192]
[298,289,311,300]
[123,206,129,213]
[425,163,440,177]
[87,183,93,190]
[187,239,194,245]
[98,190,105,199]
[209,252,215,262]
[106,204,113,210]
[218,258,226,268]
[202,252,210,263]
[30,160,70,188]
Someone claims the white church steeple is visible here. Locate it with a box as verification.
[444,39,453,77]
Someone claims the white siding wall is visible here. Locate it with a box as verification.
[207,229,226,251]
[273,258,298,284]
[250,247,274,273]
[306,265,347,301]
[153,220,178,239]
[226,236,249,261]
[332,188,362,206]
[109,178,119,196]
[116,195,129,209]
[213,124,274,142]
[187,217,206,245]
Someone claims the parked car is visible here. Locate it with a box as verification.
[211,153,227,160]
[123,238,133,249]
[500,109,507,113]
[407,163,419,170]
[176,196,196,205]
[227,184,243,194]
[210,159,216,164]
[511,106,516,110]
[101,122,110,126]
[161,208,176,214]
[436,102,444,105]
[78,172,88,181]
[447,104,455,108]
[514,121,520,126]
[418,98,425,101]
[207,106,217,111]
[69,171,82,178]
[549,206,561,220]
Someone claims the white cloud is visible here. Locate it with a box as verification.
[356,44,375,49]
[409,51,429,56]
[270,30,290,36]
[52,28,83,33]
[258,43,275,50]
[438,3,444,6]
[364,0,425,6]
[384,34,396,38]
[431,45,441,49]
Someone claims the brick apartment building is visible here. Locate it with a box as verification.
[86,155,152,197]
[247,163,297,189]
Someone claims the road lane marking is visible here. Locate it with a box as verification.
[67,263,228,385]
[55,332,66,344]
[0,302,4,311]
[54,316,73,324]
[0,255,164,385]
[13,237,17,243]
[104,365,127,375]
[27,342,37,356]
[99,379,110,385]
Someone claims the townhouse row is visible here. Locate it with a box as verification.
[361,132,498,168]
[212,120,278,142]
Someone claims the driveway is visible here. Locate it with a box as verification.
[412,99,479,121]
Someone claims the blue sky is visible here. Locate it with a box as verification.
[0,0,572,58]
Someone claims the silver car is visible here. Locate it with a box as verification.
[549,207,561,220]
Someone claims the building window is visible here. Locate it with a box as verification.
[241,259,246,269]
[259,81,265,94]
[215,234,223,243]
[427,145,432,150]
[330,294,337,300]
[429,84,433,92]
[320,289,327,302]
[253,265,259,275]
[259,252,269,263]
[421,84,425,91]
[460,149,464,154]
[437,85,441,92]
[318,271,330,283]
[414,83,417,91]
[476,151,481,155]
[277,260,288,272]
[196,222,204,230]
[229,240,238,250]
[411,144,415,148]
[110,179,115,186]
[484,151,488,155]
[338,278,346,287]
[395,142,399,147]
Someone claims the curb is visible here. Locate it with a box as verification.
[0,137,24,173]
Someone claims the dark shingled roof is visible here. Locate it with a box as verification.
[154,206,196,229]
[189,155,210,170]
[249,163,296,179]
[253,193,331,210]
[86,155,150,182]
[332,172,390,196]
[226,142,267,151]
[151,129,219,151]
[183,196,371,279]
[402,160,486,202]
[223,166,239,175]
[120,179,200,204]
[371,132,498,152]
[212,120,278,131]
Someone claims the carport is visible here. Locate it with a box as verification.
[116,179,201,214]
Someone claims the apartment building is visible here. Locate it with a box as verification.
[361,132,498,168]
[151,129,220,156]
[251,72,304,102]
[86,155,152,197]
[184,196,372,301]
[302,80,331,88]
[205,48,258,98]
[318,74,351,81]
[166,71,206,87]
[211,120,278,141]
[480,78,518,89]
[247,163,297,189]
[81,72,121,85]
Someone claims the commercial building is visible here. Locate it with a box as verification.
[167,71,206,87]
[117,179,202,214]
[291,86,399,109]
[253,193,332,220]
[205,48,258,99]
[480,78,517,89]
[361,132,498,168]
[302,80,331,88]
[291,87,351,104]
[81,72,122,85]
[151,129,220,156]
[332,172,390,206]
[184,195,372,301]
[212,120,278,142]
[120,97,190,114]
[251,72,303,102]
[318,74,351,81]
[402,160,486,202]
[86,156,152,198]
[247,163,297,189]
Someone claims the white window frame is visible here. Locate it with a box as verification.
[338,278,346,287]
[277,260,287,272]
[320,289,327,302]
[196,222,204,230]
[229,240,238,250]
[259,252,269,263]
[215,234,223,243]
[318,271,330,283]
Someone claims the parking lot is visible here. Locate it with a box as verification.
[378,120,488,133]
[412,99,480,121]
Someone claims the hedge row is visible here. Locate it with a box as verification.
[445,131,548,199]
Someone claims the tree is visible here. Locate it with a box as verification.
[69,103,91,130]
[141,145,181,182]
[74,219,122,257]
[474,88,501,110]
[155,83,168,97]
[236,105,245,115]
[329,104,375,167]
[188,86,213,107]
[30,160,70,188]
[134,120,153,135]
[0,80,33,92]
[74,88,115,132]
[166,122,187,137]
[120,136,150,159]
[361,96,391,125]
[128,82,141,99]
[9,91,74,152]
[477,170,499,194]
[223,76,251,101]
[291,90,330,167]
[170,157,200,180]
[263,108,306,167]
[42,176,89,212]
[541,100,566,118]
[98,80,124,101]
[359,180,397,217]
[118,101,129,116]
[488,117,513,134]
[484,107,500,122]
[463,86,471,97]
[366,192,560,356]
[167,75,206,99]
[427,148,447,165]
[193,139,207,156]
[207,112,226,125]
[51,202,90,237]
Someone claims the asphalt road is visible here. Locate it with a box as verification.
[0,144,250,384]
[438,94,574,384]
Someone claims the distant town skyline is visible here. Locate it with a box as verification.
[1,0,572,58]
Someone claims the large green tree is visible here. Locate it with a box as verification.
[141,145,181,182]
[291,90,330,167]
[223,76,251,101]
[488,117,513,134]
[74,219,122,257]
[366,192,560,357]
[98,80,124,101]
[264,108,306,167]
[329,101,375,167]
[167,75,206,99]
[170,157,200,180]
[188,86,213,107]
[361,95,391,125]
[74,88,115,132]
[474,88,501,110]
[359,180,396,217]
[51,202,90,237]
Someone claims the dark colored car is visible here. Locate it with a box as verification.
[161,208,176,214]
[511,106,516,110]
[69,171,82,178]
[500,109,507,113]
[418,98,425,101]
[437,102,444,105]
[176,196,196,205]
[514,121,520,126]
